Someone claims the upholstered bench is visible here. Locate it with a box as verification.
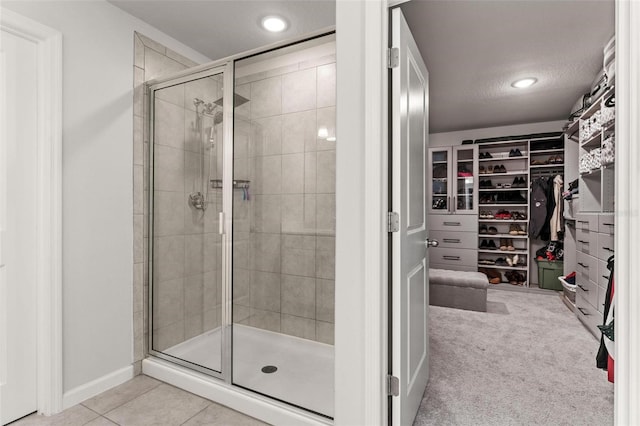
[429,268,489,312]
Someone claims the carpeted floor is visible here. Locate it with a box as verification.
[414,289,614,425]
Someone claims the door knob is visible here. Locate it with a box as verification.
[425,239,439,248]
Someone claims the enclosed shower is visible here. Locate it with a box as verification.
[148,34,336,418]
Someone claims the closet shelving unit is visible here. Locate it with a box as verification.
[476,139,530,285]
[564,85,616,336]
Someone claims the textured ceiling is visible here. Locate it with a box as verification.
[109,0,614,133]
[401,0,615,133]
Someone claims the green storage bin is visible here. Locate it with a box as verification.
[537,260,564,290]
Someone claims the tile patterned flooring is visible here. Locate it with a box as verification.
[12,375,269,426]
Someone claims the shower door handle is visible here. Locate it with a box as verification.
[219,212,224,235]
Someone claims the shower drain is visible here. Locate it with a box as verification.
[261,365,278,374]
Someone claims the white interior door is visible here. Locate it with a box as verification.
[0,29,38,425]
[390,8,431,426]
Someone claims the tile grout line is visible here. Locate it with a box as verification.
[94,378,164,421]
[178,402,212,426]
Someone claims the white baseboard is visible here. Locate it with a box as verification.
[62,365,134,409]
[142,358,331,426]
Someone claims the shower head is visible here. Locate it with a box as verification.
[213,111,223,125]
[214,93,250,108]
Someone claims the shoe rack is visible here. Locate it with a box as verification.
[476,139,530,285]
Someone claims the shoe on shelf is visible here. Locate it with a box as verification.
[479,166,486,174]
[479,224,488,234]
[495,257,508,266]
[488,226,498,234]
[487,240,497,250]
[488,165,494,173]
[513,148,523,157]
[509,149,516,157]
[507,239,515,251]
[509,224,519,235]
[499,239,508,251]
[480,239,489,249]
[489,277,501,284]
[517,225,527,235]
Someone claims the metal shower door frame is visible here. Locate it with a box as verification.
[147,62,235,382]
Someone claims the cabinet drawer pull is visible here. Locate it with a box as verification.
[603,247,614,252]
[443,221,461,226]
[577,307,590,316]
[443,255,461,261]
[577,284,589,292]
[577,240,588,244]
[603,222,614,226]
[577,262,588,268]
[443,238,461,243]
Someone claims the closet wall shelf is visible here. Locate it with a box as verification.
[478,233,529,239]
[581,132,602,149]
[478,156,528,162]
[479,171,528,177]
[478,219,529,223]
[530,148,564,154]
[530,164,564,169]
[479,188,528,192]
[479,203,528,207]
[476,264,529,271]
[478,249,529,255]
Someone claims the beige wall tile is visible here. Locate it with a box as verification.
[316,150,336,194]
[316,194,335,233]
[153,144,185,192]
[282,68,317,114]
[282,234,316,250]
[156,83,184,108]
[252,116,282,157]
[250,76,282,119]
[154,99,185,150]
[233,268,250,305]
[304,152,317,193]
[134,33,145,68]
[316,106,336,151]
[153,322,185,351]
[316,242,335,280]
[133,214,144,263]
[282,110,316,154]
[316,279,335,323]
[281,247,315,277]
[133,262,144,314]
[153,235,185,281]
[134,115,144,166]
[134,165,144,215]
[184,200,205,235]
[184,314,204,340]
[253,155,282,195]
[281,275,316,319]
[152,278,184,329]
[250,270,281,312]
[185,274,205,315]
[184,234,205,275]
[281,314,315,340]
[248,309,281,332]
[281,194,304,233]
[153,191,185,236]
[316,63,336,108]
[282,153,304,194]
[316,321,334,345]
[251,194,282,233]
[144,47,186,81]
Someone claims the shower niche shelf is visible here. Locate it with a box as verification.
[210,179,250,189]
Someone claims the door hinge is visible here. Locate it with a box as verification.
[387,212,399,232]
[387,47,399,69]
[387,375,400,397]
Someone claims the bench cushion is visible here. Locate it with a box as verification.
[429,268,489,289]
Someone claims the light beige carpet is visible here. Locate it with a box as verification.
[414,289,614,425]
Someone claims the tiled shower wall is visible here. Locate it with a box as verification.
[133,33,200,369]
[232,55,336,344]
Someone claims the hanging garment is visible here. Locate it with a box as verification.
[549,175,564,241]
[539,176,556,241]
[529,178,548,238]
[597,255,615,383]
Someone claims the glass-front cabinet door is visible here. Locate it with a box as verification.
[428,146,478,215]
[428,148,450,214]
[453,145,478,215]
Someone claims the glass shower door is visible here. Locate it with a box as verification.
[150,70,226,375]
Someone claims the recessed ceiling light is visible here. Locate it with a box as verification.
[261,16,288,33]
[511,78,538,89]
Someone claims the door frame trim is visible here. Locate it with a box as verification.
[0,8,63,415]
[614,0,640,423]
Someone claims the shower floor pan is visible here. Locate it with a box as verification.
[165,323,334,417]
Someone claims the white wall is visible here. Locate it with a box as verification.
[430,120,567,147]
[2,0,210,393]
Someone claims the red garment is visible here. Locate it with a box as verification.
[607,276,615,383]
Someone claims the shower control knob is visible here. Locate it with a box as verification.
[425,239,439,248]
